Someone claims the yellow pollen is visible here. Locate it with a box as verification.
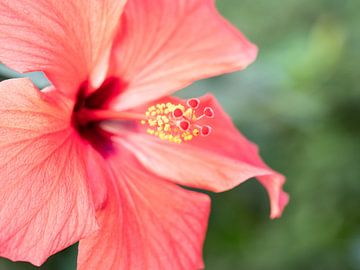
[141,102,187,143]
[141,100,214,143]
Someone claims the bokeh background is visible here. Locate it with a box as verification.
[1,0,360,269]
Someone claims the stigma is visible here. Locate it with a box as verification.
[141,98,214,144]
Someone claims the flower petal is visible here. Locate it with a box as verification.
[0,0,127,98]
[113,94,288,218]
[78,149,210,270]
[109,0,257,110]
[0,79,98,265]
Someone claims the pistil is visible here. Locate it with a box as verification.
[77,108,145,126]
[76,98,215,144]
[141,99,214,144]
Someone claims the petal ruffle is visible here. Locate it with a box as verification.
[113,94,288,218]
[78,148,210,270]
[0,0,126,98]
[0,79,98,265]
[109,0,257,110]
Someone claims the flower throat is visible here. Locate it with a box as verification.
[73,77,214,148]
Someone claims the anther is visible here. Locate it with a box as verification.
[142,98,214,144]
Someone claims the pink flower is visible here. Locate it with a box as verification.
[0,0,289,269]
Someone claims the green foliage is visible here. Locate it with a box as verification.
[202,1,360,269]
[1,0,359,269]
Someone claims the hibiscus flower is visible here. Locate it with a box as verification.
[0,0,288,269]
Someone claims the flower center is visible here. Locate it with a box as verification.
[73,78,214,146]
[75,98,214,144]
[72,77,125,156]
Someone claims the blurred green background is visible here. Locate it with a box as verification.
[1,0,360,269]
